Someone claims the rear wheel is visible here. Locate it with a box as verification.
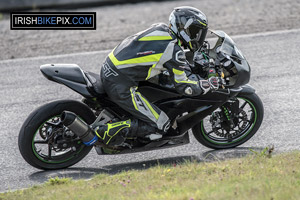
[18,100,96,170]
[192,93,264,149]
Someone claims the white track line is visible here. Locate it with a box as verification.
[0,50,111,64]
[231,28,300,39]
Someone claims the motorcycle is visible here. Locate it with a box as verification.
[18,30,264,170]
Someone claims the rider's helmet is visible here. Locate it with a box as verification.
[169,6,208,52]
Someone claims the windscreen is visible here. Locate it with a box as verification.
[218,31,245,60]
[208,30,250,87]
[211,30,245,60]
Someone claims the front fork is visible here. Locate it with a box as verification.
[220,95,242,131]
[221,105,234,128]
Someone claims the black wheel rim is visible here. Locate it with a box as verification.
[32,116,85,164]
[201,97,257,145]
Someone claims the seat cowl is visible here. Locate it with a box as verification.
[40,64,86,84]
[40,64,106,98]
[40,63,95,98]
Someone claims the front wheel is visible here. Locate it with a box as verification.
[18,100,96,170]
[192,93,264,149]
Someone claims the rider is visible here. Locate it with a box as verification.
[92,6,219,146]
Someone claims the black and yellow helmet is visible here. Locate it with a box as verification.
[169,6,208,52]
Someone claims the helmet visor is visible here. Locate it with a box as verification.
[188,24,202,40]
[187,25,207,51]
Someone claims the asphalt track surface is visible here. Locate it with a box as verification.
[0,29,300,192]
[1,0,300,60]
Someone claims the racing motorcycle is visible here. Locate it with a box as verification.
[18,30,264,170]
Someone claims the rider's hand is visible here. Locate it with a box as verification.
[208,77,219,90]
[199,80,210,95]
[200,77,220,95]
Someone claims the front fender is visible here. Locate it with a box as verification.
[239,84,255,95]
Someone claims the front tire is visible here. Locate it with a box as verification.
[192,93,264,149]
[18,100,96,170]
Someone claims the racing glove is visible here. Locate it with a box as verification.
[208,77,219,90]
[199,77,220,95]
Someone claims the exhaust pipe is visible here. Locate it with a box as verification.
[60,111,98,146]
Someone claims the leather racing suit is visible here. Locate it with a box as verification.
[100,23,203,139]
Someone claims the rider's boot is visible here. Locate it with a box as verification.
[94,119,165,146]
[94,120,131,146]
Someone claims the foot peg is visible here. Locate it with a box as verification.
[145,133,163,140]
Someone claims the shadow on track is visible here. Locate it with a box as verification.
[202,146,265,161]
[29,146,264,183]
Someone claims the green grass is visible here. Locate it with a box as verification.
[1,151,300,200]
[46,177,72,186]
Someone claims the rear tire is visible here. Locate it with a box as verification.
[18,100,96,170]
[192,93,264,149]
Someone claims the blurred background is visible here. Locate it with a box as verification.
[0,0,299,60]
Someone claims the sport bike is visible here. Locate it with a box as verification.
[19,30,264,169]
